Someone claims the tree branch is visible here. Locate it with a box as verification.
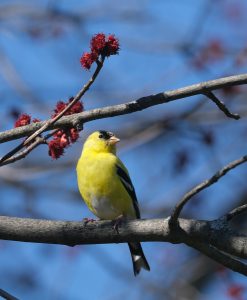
[0,216,246,275]
[0,288,19,300]
[0,136,45,166]
[0,130,58,167]
[225,204,247,221]
[0,73,245,144]
[170,155,247,224]
[203,90,240,119]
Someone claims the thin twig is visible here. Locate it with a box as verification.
[170,155,247,224]
[0,288,19,300]
[0,137,45,166]
[0,73,245,144]
[225,204,247,221]
[203,90,240,120]
[0,57,105,164]
[0,130,58,167]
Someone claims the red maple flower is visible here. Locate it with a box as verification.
[90,33,106,54]
[52,101,67,117]
[105,34,120,56]
[90,33,119,57]
[52,98,83,117]
[48,139,64,159]
[48,97,83,159]
[68,97,84,114]
[59,133,70,148]
[32,118,41,123]
[80,52,97,70]
[80,33,120,70]
[69,128,79,143]
[14,114,31,128]
[53,130,63,138]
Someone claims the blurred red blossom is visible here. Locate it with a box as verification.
[235,47,247,66]
[206,40,224,59]
[48,128,80,159]
[14,114,31,128]
[227,284,245,300]
[14,114,41,128]
[70,128,80,143]
[221,85,240,97]
[32,118,41,123]
[52,97,83,117]
[67,97,84,114]
[53,101,66,116]
[224,3,243,23]
[193,39,224,69]
[59,133,70,148]
[48,139,65,160]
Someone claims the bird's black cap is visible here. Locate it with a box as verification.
[98,130,113,140]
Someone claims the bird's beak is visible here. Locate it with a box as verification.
[108,135,120,145]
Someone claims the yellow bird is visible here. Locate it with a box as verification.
[76,130,150,275]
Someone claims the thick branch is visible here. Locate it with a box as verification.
[0,73,245,144]
[0,216,246,275]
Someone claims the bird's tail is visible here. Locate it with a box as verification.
[128,242,150,276]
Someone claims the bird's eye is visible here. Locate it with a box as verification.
[99,134,103,139]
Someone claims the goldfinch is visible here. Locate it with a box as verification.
[76,130,150,275]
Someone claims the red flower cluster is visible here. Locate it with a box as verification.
[14,113,31,128]
[48,98,83,159]
[14,114,40,128]
[80,33,120,70]
[13,99,83,160]
[52,97,83,117]
[80,52,96,70]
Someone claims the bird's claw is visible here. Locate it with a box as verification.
[112,215,125,234]
[83,217,96,225]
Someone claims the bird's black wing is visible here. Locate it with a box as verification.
[116,164,140,219]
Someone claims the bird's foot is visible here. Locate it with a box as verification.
[82,217,96,225]
[112,214,125,234]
